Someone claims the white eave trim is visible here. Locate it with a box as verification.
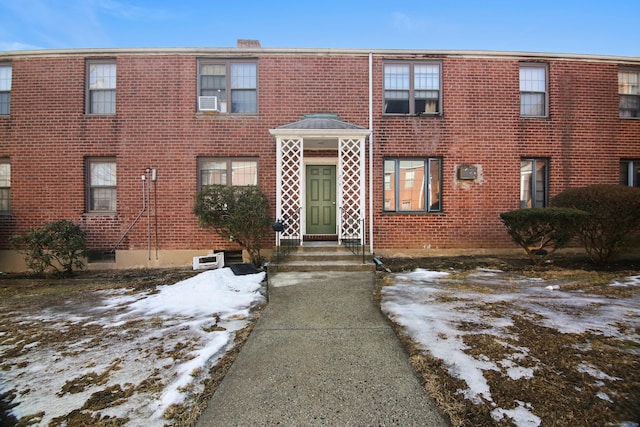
[269,128,371,140]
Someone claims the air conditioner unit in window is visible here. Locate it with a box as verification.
[199,96,219,112]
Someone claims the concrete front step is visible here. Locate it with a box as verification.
[269,243,375,272]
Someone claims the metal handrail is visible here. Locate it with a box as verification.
[340,208,366,263]
[273,208,302,263]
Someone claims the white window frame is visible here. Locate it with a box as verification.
[0,63,11,116]
[619,68,640,118]
[86,157,117,213]
[520,63,548,118]
[0,159,10,214]
[86,60,116,115]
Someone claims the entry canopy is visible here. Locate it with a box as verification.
[269,114,370,149]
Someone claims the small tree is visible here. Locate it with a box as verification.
[551,184,640,265]
[193,185,272,266]
[500,207,589,265]
[11,219,88,276]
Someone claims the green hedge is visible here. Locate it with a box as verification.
[193,185,272,266]
[500,207,589,265]
[11,220,88,276]
[551,184,640,265]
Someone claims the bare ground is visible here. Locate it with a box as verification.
[2,253,639,426]
[375,253,640,427]
[0,268,263,427]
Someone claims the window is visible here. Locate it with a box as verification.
[0,159,10,213]
[198,158,258,188]
[0,64,11,115]
[384,158,442,212]
[619,69,640,118]
[520,158,548,208]
[384,62,441,115]
[197,60,257,113]
[621,160,640,187]
[87,158,116,212]
[520,64,547,117]
[87,61,116,114]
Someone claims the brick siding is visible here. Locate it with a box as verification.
[0,49,638,257]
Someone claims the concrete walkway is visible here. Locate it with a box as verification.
[196,271,449,426]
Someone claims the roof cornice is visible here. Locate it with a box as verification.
[1,46,639,65]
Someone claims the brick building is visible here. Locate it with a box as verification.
[0,41,639,271]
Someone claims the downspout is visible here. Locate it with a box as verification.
[368,52,374,255]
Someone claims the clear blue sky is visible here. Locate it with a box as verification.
[0,0,638,56]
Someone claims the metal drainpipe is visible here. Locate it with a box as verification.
[368,52,374,255]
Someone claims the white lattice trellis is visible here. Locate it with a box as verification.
[276,138,304,242]
[338,138,365,242]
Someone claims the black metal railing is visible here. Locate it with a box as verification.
[272,209,301,264]
[340,208,366,264]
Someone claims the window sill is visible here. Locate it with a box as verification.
[519,115,549,119]
[382,113,443,118]
[84,113,117,118]
[382,210,443,215]
[196,112,258,119]
[620,116,640,120]
[84,211,118,217]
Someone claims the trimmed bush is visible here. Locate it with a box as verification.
[193,185,272,266]
[500,208,589,265]
[11,219,88,276]
[551,184,640,265]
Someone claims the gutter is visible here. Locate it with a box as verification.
[368,52,374,255]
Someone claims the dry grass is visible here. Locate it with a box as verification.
[0,268,265,427]
[376,254,640,427]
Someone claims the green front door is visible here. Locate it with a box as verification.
[306,165,337,235]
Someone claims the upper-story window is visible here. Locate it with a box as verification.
[87,60,116,114]
[619,69,639,118]
[0,64,11,115]
[520,64,548,117]
[0,159,10,213]
[197,60,257,114]
[198,157,258,189]
[384,62,441,115]
[86,158,117,212]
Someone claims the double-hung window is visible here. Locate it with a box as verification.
[0,64,11,115]
[619,69,640,118]
[384,62,441,115]
[198,158,258,189]
[86,158,117,212]
[87,60,116,114]
[620,160,640,187]
[197,60,257,114]
[0,159,10,213]
[384,158,442,212]
[520,158,548,208]
[520,64,548,117]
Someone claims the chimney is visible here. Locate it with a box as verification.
[237,39,261,49]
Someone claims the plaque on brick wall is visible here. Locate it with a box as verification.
[458,164,478,180]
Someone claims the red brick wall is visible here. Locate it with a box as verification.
[371,56,640,250]
[0,50,638,255]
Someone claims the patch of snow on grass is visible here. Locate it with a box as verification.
[491,401,541,427]
[381,268,639,426]
[1,268,265,426]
